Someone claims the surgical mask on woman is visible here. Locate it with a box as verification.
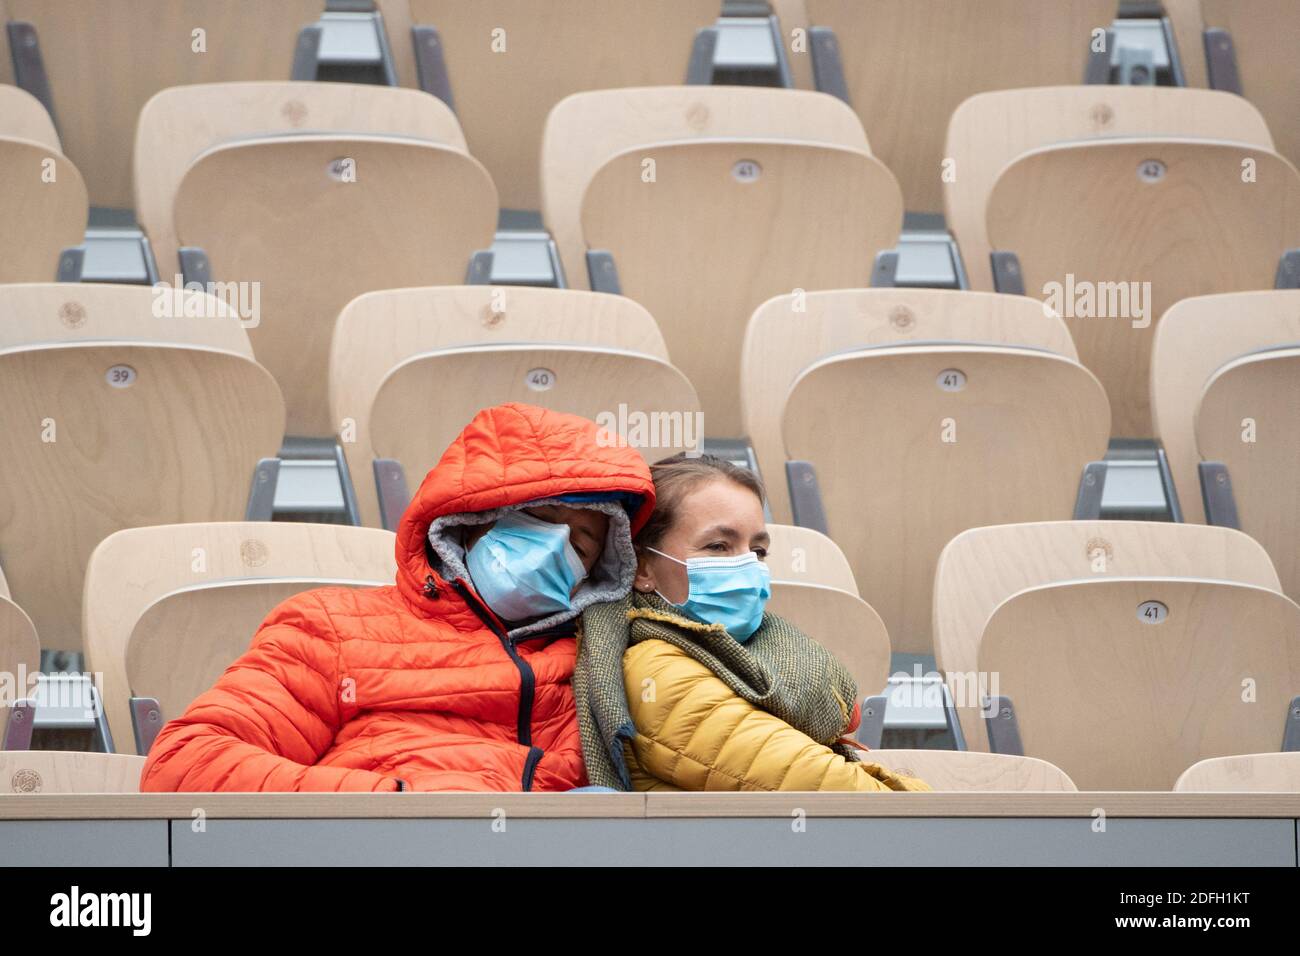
[467,511,588,622]
[645,547,771,641]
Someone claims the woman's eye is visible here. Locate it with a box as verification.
[706,542,728,552]
[753,547,768,560]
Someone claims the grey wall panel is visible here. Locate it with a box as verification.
[0,821,168,866]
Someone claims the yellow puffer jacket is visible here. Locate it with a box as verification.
[622,639,932,792]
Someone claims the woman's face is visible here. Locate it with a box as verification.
[635,478,769,604]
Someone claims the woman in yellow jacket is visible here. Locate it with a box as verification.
[574,454,929,793]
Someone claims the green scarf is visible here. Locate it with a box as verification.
[574,591,861,791]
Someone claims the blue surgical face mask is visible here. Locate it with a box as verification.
[647,547,771,641]
[466,511,588,622]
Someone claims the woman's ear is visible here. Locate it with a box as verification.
[633,550,657,595]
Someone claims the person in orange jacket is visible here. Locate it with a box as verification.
[139,403,654,792]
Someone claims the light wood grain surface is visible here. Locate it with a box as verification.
[864,749,1077,792]
[934,520,1282,754]
[1195,347,1300,603]
[743,288,1079,521]
[173,133,497,436]
[804,0,1115,212]
[1176,752,1300,793]
[946,86,1271,290]
[582,138,902,436]
[0,752,146,794]
[1151,290,1300,524]
[783,346,1110,655]
[402,0,721,210]
[368,344,700,496]
[7,0,325,208]
[0,85,60,148]
[0,596,40,686]
[764,523,857,594]
[1202,0,1300,170]
[987,137,1300,436]
[979,577,1300,791]
[134,80,466,278]
[83,522,396,750]
[542,85,867,289]
[0,286,284,652]
[330,286,668,527]
[0,137,87,282]
[2,790,1297,819]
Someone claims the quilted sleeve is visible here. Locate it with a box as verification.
[139,593,399,793]
[623,639,930,792]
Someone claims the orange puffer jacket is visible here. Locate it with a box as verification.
[139,403,655,792]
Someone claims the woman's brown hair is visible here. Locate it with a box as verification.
[635,453,766,551]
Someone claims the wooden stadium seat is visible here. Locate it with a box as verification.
[945,86,1272,291]
[581,138,902,436]
[173,133,497,437]
[1175,753,1300,793]
[0,565,40,700]
[1196,347,1300,602]
[766,582,889,700]
[0,136,87,282]
[781,346,1110,655]
[541,85,868,290]
[864,750,1078,792]
[135,81,467,279]
[764,524,858,595]
[1201,0,1300,171]
[801,0,1117,212]
[978,577,1300,790]
[330,286,671,528]
[1152,291,1300,525]
[0,284,285,653]
[394,0,722,210]
[3,0,325,209]
[83,522,395,754]
[0,751,145,793]
[987,137,1300,437]
[934,520,1283,755]
[0,85,59,148]
[743,288,1080,522]
[369,345,700,509]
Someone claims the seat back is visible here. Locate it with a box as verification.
[582,138,902,435]
[402,0,722,210]
[934,520,1282,754]
[766,583,889,697]
[1196,347,1300,602]
[0,572,39,693]
[803,0,1115,212]
[135,81,467,277]
[173,134,498,436]
[945,86,1272,290]
[5,0,325,208]
[0,285,285,651]
[369,345,700,499]
[1202,0,1300,170]
[783,347,1110,655]
[1152,291,1300,524]
[541,85,868,290]
[83,522,395,751]
[1176,752,1300,792]
[865,750,1078,792]
[331,286,668,527]
[0,751,145,793]
[0,85,59,147]
[743,288,1079,520]
[0,137,86,282]
[978,577,1300,790]
[987,137,1300,436]
[764,523,858,595]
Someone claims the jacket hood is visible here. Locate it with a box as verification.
[394,403,656,620]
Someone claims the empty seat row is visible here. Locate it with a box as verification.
[9,1,1295,212]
